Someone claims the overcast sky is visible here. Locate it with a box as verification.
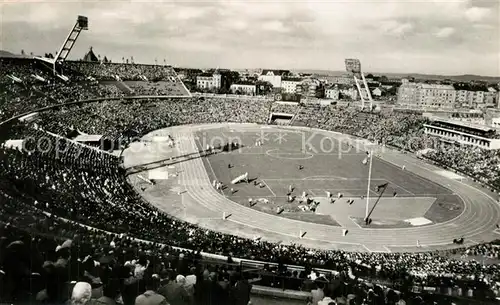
[0,0,499,75]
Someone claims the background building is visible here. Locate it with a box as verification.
[453,83,497,110]
[281,78,302,94]
[325,85,340,101]
[296,78,324,98]
[485,88,498,108]
[424,118,500,149]
[397,79,456,109]
[258,69,290,88]
[419,83,456,109]
[196,70,222,90]
[230,83,257,95]
[456,90,475,108]
[82,47,98,62]
[338,85,359,100]
[372,87,384,97]
[329,75,354,85]
[175,68,202,81]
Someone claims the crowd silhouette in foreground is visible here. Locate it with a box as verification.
[1,58,500,304]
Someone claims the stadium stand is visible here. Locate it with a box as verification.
[0,58,124,121]
[294,104,435,152]
[270,102,299,115]
[2,58,500,304]
[65,61,190,97]
[66,62,180,82]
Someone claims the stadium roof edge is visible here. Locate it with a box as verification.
[431,118,494,132]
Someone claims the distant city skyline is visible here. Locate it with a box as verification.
[1,0,499,76]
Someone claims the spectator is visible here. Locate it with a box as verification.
[318,286,336,305]
[71,282,93,305]
[312,280,326,305]
[175,275,194,305]
[157,270,189,305]
[135,290,167,305]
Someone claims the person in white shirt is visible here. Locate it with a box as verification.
[317,297,335,305]
[317,288,335,305]
[311,281,325,305]
[185,267,197,286]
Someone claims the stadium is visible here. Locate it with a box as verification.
[1,14,500,305]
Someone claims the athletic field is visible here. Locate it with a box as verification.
[194,126,463,229]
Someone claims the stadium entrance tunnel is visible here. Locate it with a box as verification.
[269,113,293,125]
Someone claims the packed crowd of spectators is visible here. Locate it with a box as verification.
[0,58,195,123]
[66,62,181,82]
[423,145,500,190]
[124,81,190,97]
[270,102,300,115]
[0,58,124,121]
[36,97,272,143]
[294,105,436,152]
[0,189,254,305]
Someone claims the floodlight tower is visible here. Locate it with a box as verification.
[35,16,88,77]
[344,59,373,109]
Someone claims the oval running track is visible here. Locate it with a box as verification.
[135,123,500,253]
